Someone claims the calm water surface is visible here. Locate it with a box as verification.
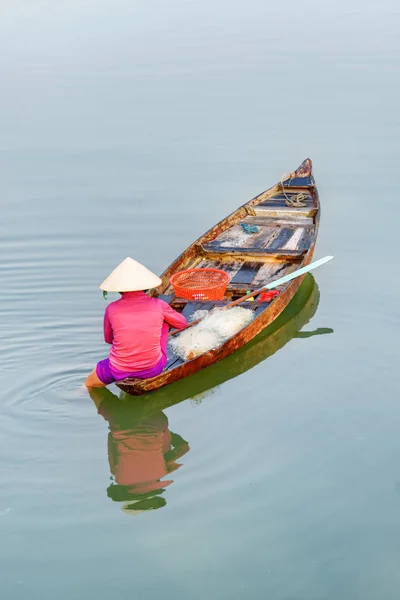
[1,1,400,598]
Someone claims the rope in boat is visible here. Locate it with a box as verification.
[280,171,308,207]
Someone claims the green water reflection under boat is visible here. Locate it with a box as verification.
[90,274,332,513]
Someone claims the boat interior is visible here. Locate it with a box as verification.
[154,160,319,371]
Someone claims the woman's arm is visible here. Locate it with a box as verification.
[104,306,114,344]
[160,300,188,330]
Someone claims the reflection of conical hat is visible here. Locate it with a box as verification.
[100,257,162,292]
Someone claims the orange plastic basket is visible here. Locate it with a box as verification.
[170,268,230,301]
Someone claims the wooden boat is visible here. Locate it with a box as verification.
[118,158,320,396]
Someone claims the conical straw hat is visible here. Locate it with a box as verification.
[100,257,162,292]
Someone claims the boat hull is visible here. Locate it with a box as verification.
[118,159,320,396]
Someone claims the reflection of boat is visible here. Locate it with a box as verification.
[90,274,331,513]
[118,158,320,395]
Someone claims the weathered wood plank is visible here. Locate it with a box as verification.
[204,299,265,309]
[263,192,313,200]
[270,263,299,289]
[200,206,249,245]
[197,258,243,279]
[258,196,313,208]
[251,262,287,287]
[197,259,222,269]
[181,301,205,322]
[282,227,304,251]
[166,358,184,371]
[255,205,317,219]
[250,263,276,287]
[243,215,314,228]
[298,228,314,252]
[260,186,311,195]
[249,226,278,249]
[254,303,270,317]
[221,261,245,278]
[206,226,257,250]
[256,262,289,288]
[202,246,305,261]
[225,283,255,295]
[266,228,294,251]
[231,262,262,285]
[282,176,314,187]
[204,224,279,253]
[165,346,184,370]
[213,225,254,248]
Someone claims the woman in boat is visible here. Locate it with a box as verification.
[85,257,187,388]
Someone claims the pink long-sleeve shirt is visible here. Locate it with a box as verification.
[104,291,187,372]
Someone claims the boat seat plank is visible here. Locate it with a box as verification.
[266,190,313,199]
[254,205,317,218]
[258,194,313,208]
[208,225,255,249]
[282,176,314,187]
[243,215,314,228]
[247,227,277,249]
[203,215,311,257]
[204,224,278,252]
[202,246,305,260]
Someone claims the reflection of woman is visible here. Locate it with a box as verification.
[90,388,190,514]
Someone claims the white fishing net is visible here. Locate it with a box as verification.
[169,306,255,361]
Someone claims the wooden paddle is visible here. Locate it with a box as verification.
[169,255,334,336]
